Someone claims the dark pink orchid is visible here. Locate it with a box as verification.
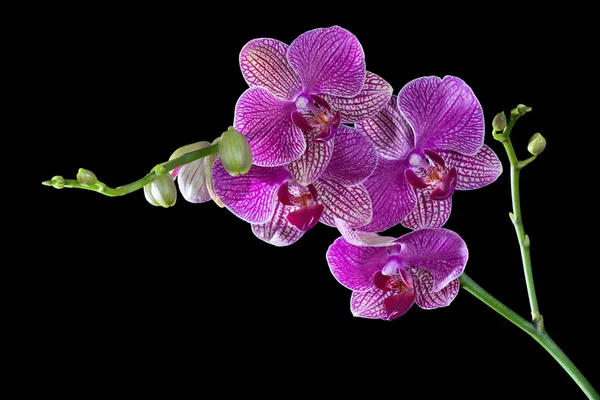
[327,220,468,320]
[356,76,503,231]
[212,126,377,246]
[235,25,391,186]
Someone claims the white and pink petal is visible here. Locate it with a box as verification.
[251,202,305,247]
[315,179,372,228]
[334,219,397,247]
[401,186,452,230]
[287,128,334,186]
[413,268,460,309]
[437,145,503,190]
[350,289,415,320]
[234,87,306,167]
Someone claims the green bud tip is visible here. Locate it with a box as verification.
[219,127,253,177]
[76,168,97,185]
[527,132,546,155]
[154,165,167,176]
[144,174,177,208]
[511,104,532,116]
[492,112,507,131]
[44,175,66,189]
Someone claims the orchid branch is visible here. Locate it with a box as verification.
[41,144,220,197]
[492,106,542,328]
[459,274,599,399]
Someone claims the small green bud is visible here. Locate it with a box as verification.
[492,112,507,131]
[50,175,66,189]
[144,174,177,208]
[154,165,167,176]
[511,104,532,116]
[527,132,546,155]
[219,127,252,176]
[76,168,97,185]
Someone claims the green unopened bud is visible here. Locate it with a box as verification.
[219,127,252,176]
[76,168,97,185]
[492,112,507,131]
[511,104,532,116]
[144,174,177,208]
[47,175,65,189]
[527,132,546,155]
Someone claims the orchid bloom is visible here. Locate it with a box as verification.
[213,126,377,246]
[356,76,503,231]
[236,25,391,185]
[327,220,468,320]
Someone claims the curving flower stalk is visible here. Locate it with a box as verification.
[357,76,503,231]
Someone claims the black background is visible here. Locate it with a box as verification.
[27,5,598,399]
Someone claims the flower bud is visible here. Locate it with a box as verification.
[76,168,97,185]
[527,132,546,155]
[492,112,507,131]
[50,175,65,189]
[144,174,177,208]
[511,104,532,116]
[219,127,252,176]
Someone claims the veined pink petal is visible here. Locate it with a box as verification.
[413,269,460,309]
[395,228,468,291]
[334,219,397,247]
[437,145,503,190]
[327,236,389,292]
[287,128,334,186]
[398,76,484,156]
[355,96,415,161]
[287,26,365,97]
[212,159,290,224]
[239,38,302,100]
[321,125,377,186]
[234,87,306,167]
[315,179,372,228]
[401,186,452,230]
[359,157,417,232]
[350,289,415,320]
[251,202,305,247]
[177,159,211,203]
[322,71,392,123]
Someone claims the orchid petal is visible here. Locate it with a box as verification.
[239,38,302,100]
[287,26,365,97]
[287,128,334,185]
[355,96,415,161]
[398,76,484,156]
[395,228,468,291]
[234,87,306,167]
[315,179,372,228]
[327,236,388,292]
[286,204,324,231]
[401,186,452,230]
[359,158,417,232]
[322,71,392,123]
[413,269,460,309]
[321,125,377,186]
[177,158,212,203]
[251,202,305,247]
[437,145,503,190]
[350,289,415,320]
[334,219,397,247]
[212,159,290,224]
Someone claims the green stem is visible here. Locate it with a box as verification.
[42,144,219,197]
[494,113,541,326]
[459,274,598,399]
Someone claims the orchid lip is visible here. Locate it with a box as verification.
[286,204,324,231]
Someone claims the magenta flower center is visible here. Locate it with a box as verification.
[291,93,341,142]
[404,149,458,201]
[277,180,324,232]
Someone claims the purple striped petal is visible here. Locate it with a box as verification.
[251,202,305,247]
[322,71,392,123]
[239,38,302,100]
[321,125,377,186]
[315,179,372,228]
[234,87,306,167]
[413,269,460,309]
[287,128,334,185]
[359,158,417,232]
[327,236,388,291]
[396,228,468,291]
[401,186,452,230]
[350,289,415,320]
[177,158,212,203]
[287,26,365,97]
[355,96,415,161]
[212,159,290,224]
[398,76,484,156]
[438,145,503,190]
[335,219,397,247]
